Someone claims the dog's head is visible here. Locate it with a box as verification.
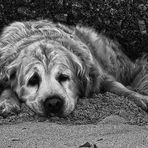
[0,21,99,117]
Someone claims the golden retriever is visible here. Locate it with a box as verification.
[0,20,148,117]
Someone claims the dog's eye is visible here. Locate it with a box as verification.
[57,74,70,83]
[27,73,40,87]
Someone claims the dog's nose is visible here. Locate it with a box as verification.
[44,96,63,116]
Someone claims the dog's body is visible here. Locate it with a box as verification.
[0,20,148,117]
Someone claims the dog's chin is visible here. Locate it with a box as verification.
[25,100,45,116]
[25,97,77,117]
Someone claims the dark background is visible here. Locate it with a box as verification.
[0,0,148,60]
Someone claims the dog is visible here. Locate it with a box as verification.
[0,20,148,117]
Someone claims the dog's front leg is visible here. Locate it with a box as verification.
[0,89,21,117]
[101,79,148,111]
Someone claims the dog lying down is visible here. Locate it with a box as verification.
[0,20,148,118]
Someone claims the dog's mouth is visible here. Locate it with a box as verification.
[43,95,64,117]
[24,92,76,117]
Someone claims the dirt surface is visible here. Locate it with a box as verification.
[1,115,148,148]
[1,92,148,147]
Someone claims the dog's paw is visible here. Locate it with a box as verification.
[0,90,21,118]
[0,100,21,117]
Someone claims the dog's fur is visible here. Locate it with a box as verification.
[0,20,148,117]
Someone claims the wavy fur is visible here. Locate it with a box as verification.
[0,20,148,117]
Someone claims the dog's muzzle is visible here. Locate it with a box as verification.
[43,95,64,117]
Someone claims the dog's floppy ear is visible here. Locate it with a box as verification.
[74,61,100,97]
[0,66,11,94]
[0,73,9,94]
[0,60,20,90]
[5,64,20,89]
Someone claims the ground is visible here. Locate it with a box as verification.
[1,93,148,147]
[1,0,148,147]
[1,115,148,147]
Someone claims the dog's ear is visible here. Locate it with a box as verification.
[0,67,12,94]
[0,74,9,94]
[75,63,94,97]
[4,66,18,89]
